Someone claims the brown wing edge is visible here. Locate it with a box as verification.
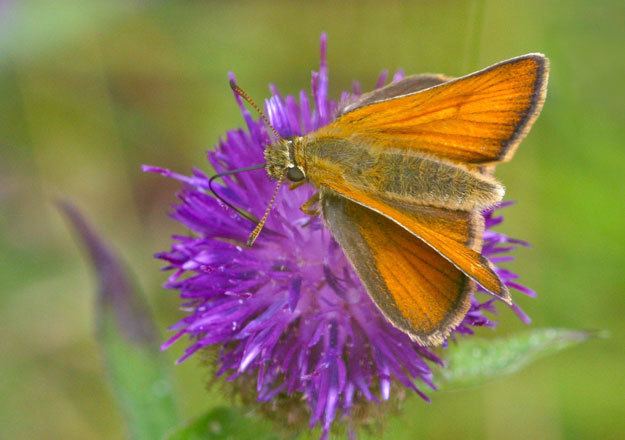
[408,278,473,346]
[336,54,549,165]
[321,190,473,346]
[338,73,452,116]
[497,54,550,162]
[463,212,509,305]
[408,276,473,346]
[463,210,510,301]
[320,181,512,304]
[378,198,512,303]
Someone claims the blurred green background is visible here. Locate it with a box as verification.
[2,0,624,438]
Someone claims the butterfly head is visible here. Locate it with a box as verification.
[265,137,306,182]
[228,81,309,245]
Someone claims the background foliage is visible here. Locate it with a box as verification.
[1,0,624,438]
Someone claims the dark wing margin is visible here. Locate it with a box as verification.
[338,73,452,116]
[320,54,550,165]
[318,179,510,302]
[321,190,473,346]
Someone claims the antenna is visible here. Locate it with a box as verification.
[246,176,284,247]
[228,79,287,246]
[208,163,265,224]
[229,79,283,141]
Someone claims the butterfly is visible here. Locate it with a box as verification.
[224,54,549,346]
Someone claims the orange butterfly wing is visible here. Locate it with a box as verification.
[319,54,549,164]
[320,179,510,303]
[337,73,451,115]
[322,191,473,345]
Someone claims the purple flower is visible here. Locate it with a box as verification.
[146,34,534,438]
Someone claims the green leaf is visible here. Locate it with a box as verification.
[438,328,599,389]
[167,407,280,440]
[59,201,179,439]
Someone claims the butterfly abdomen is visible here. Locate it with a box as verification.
[301,136,504,211]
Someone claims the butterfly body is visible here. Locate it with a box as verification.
[260,54,549,345]
[296,136,504,211]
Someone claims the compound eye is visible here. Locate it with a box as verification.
[286,166,305,182]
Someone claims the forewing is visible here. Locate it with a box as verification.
[322,191,472,345]
[320,179,510,302]
[319,54,549,164]
[338,73,451,116]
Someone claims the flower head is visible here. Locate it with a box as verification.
[146,34,534,438]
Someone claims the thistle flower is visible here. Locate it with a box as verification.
[145,34,534,438]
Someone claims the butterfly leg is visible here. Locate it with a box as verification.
[289,180,307,190]
[300,192,321,216]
